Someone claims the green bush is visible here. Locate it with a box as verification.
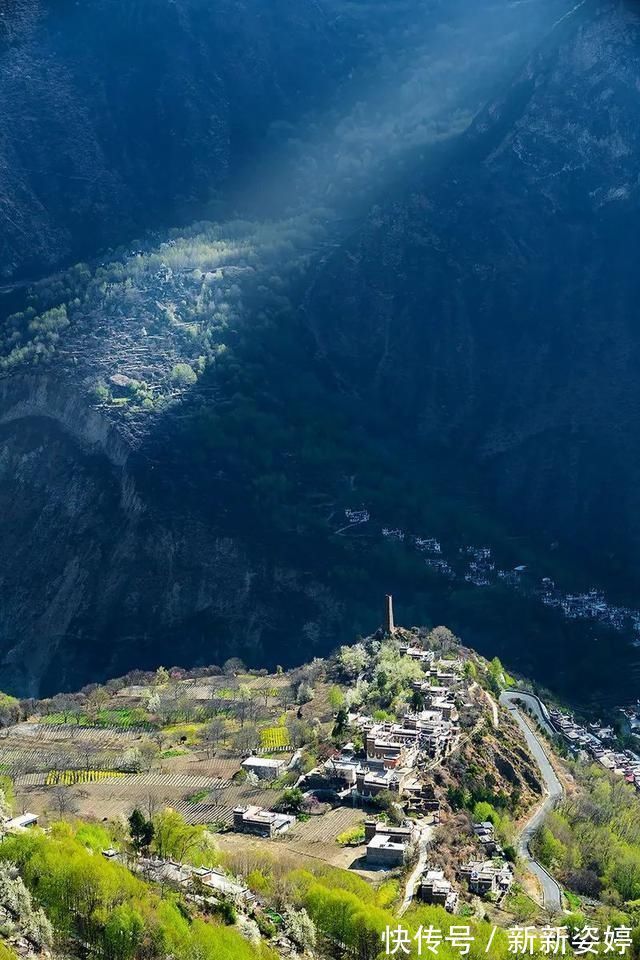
[171,363,197,386]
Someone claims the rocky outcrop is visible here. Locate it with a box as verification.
[0,374,344,696]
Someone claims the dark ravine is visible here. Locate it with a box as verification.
[0,377,346,696]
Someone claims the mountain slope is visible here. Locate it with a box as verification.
[303,0,640,587]
[1,0,640,703]
[0,0,411,281]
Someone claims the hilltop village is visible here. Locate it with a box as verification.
[0,600,547,924]
[0,599,639,959]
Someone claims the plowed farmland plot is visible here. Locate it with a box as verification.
[0,722,141,775]
[165,757,242,778]
[1,723,139,749]
[15,770,279,825]
[215,806,368,871]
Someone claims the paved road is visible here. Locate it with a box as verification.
[500,691,564,912]
[501,690,557,739]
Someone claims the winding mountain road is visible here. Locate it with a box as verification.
[499,691,564,912]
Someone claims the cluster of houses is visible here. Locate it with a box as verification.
[473,819,503,856]
[313,650,463,809]
[463,546,495,588]
[351,500,640,644]
[229,641,465,849]
[230,756,299,840]
[364,705,458,765]
[309,624,473,868]
[550,708,640,788]
[100,850,253,903]
[228,628,467,847]
[320,738,418,800]
[419,820,513,911]
[459,858,513,898]
[541,585,640,637]
[143,859,250,900]
[228,601,515,916]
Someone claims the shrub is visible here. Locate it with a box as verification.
[277,788,304,813]
[336,825,366,847]
[171,363,197,386]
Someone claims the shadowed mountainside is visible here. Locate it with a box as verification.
[2,0,640,704]
[303,0,640,583]
[0,0,417,280]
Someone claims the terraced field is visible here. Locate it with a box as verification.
[15,769,280,826]
[1,723,141,745]
[165,758,242,778]
[41,708,152,730]
[172,783,282,825]
[259,727,291,750]
[0,722,144,774]
[45,770,128,786]
[285,806,367,845]
[1,671,327,830]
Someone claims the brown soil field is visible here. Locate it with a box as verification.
[215,806,374,873]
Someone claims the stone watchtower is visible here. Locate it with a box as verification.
[384,594,395,634]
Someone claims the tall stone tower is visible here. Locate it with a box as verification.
[384,594,395,634]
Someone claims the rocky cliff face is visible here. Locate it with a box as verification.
[0,374,345,696]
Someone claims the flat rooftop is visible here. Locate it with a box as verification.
[241,757,284,768]
[368,834,406,851]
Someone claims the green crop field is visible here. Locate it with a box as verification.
[45,770,128,786]
[40,708,152,730]
[259,727,291,750]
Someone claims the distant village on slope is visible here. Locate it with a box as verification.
[340,507,640,647]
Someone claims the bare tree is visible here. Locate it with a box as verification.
[138,740,160,771]
[202,717,226,758]
[49,694,79,724]
[86,686,108,723]
[232,686,254,728]
[223,658,245,677]
[286,718,311,749]
[209,782,224,808]
[232,727,260,755]
[277,685,296,712]
[49,786,79,818]
[13,791,29,815]
[255,684,272,708]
